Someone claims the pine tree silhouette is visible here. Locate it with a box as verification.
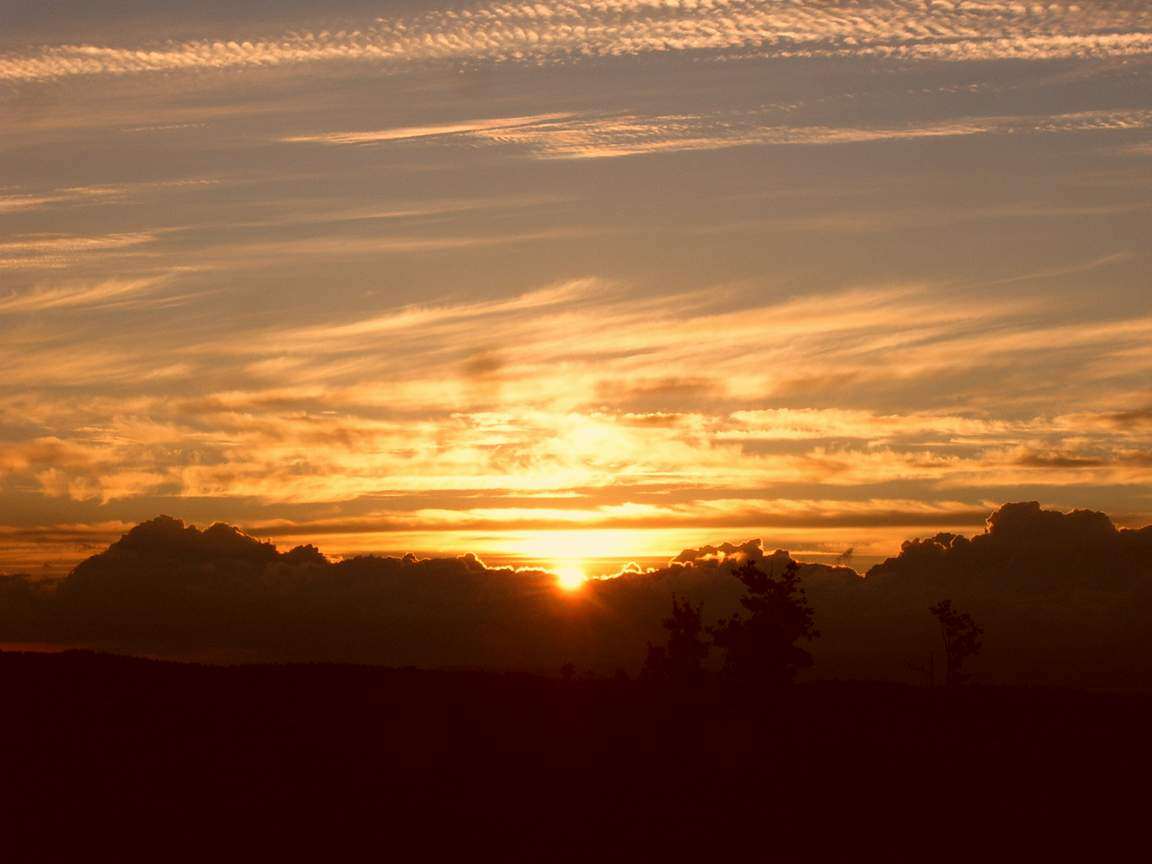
[643,595,709,683]
[710,559,819,685]
[929,599,983,685]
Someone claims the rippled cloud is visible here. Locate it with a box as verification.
[2,0,1150,83]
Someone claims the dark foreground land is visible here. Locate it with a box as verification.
[2,651,1149,861]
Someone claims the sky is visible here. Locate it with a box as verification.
[1,0,1150,576]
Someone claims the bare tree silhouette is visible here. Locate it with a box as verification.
[642,595,708,683]
[710,559,819,686]
[929,599,983,686]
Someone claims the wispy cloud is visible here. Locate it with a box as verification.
[232,497,995,539]
[0,275,170,313]
[5,276,1150,512]
[0,233,157,270]
[282,113,573,146]
[463,108,1152,158]
[290,108,1152,160]
[0,233,154,254]
[0,181,219,216]
[1,0,1148,82]
[0,194,60,214]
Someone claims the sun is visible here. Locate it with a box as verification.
[553,562,587,592]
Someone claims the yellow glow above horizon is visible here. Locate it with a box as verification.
[505,529,675,561]
[552,562,587,592]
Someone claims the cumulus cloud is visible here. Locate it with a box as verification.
[3,503,1152,688]
[816,502,1152,687]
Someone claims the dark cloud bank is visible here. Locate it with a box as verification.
[3,502,1152,688]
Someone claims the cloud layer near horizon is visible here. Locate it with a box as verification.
[3,502,1152,689]
[2,273,1150,572]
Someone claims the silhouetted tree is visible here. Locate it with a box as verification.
[929,599,983,686]
[709,559,819,685]
[643,595,709,683]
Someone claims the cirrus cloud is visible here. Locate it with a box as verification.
[1,0,1149,84]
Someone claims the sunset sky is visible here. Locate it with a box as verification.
[1,0,1150,576]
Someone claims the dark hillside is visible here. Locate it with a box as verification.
[2,650,1148,860]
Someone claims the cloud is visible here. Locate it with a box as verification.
[283,109,1152,161]
[3,515,586,665]
[0,233,153,255]
[833,501,1152,686]
[466,113,996,159]
[0,437,98,474]
[282,113,573,145]
[0,194,59,214]
[0,233,156,270]
[0,185,131,215]
[460,111,970,158]
[186,228,584,269]
[1097,408,1152,429]
[2,503,1152,688]
[235,497,991,536]
[0,180,221,214]
[1,0,1149,84]
[0,276,170,313]
[4,276,1150,513]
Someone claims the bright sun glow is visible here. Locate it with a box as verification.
[503,529,680,561]
[553,562,587,592]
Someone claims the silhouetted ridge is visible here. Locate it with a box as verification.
[2,503,1152,687]
[4,649,1149,858]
